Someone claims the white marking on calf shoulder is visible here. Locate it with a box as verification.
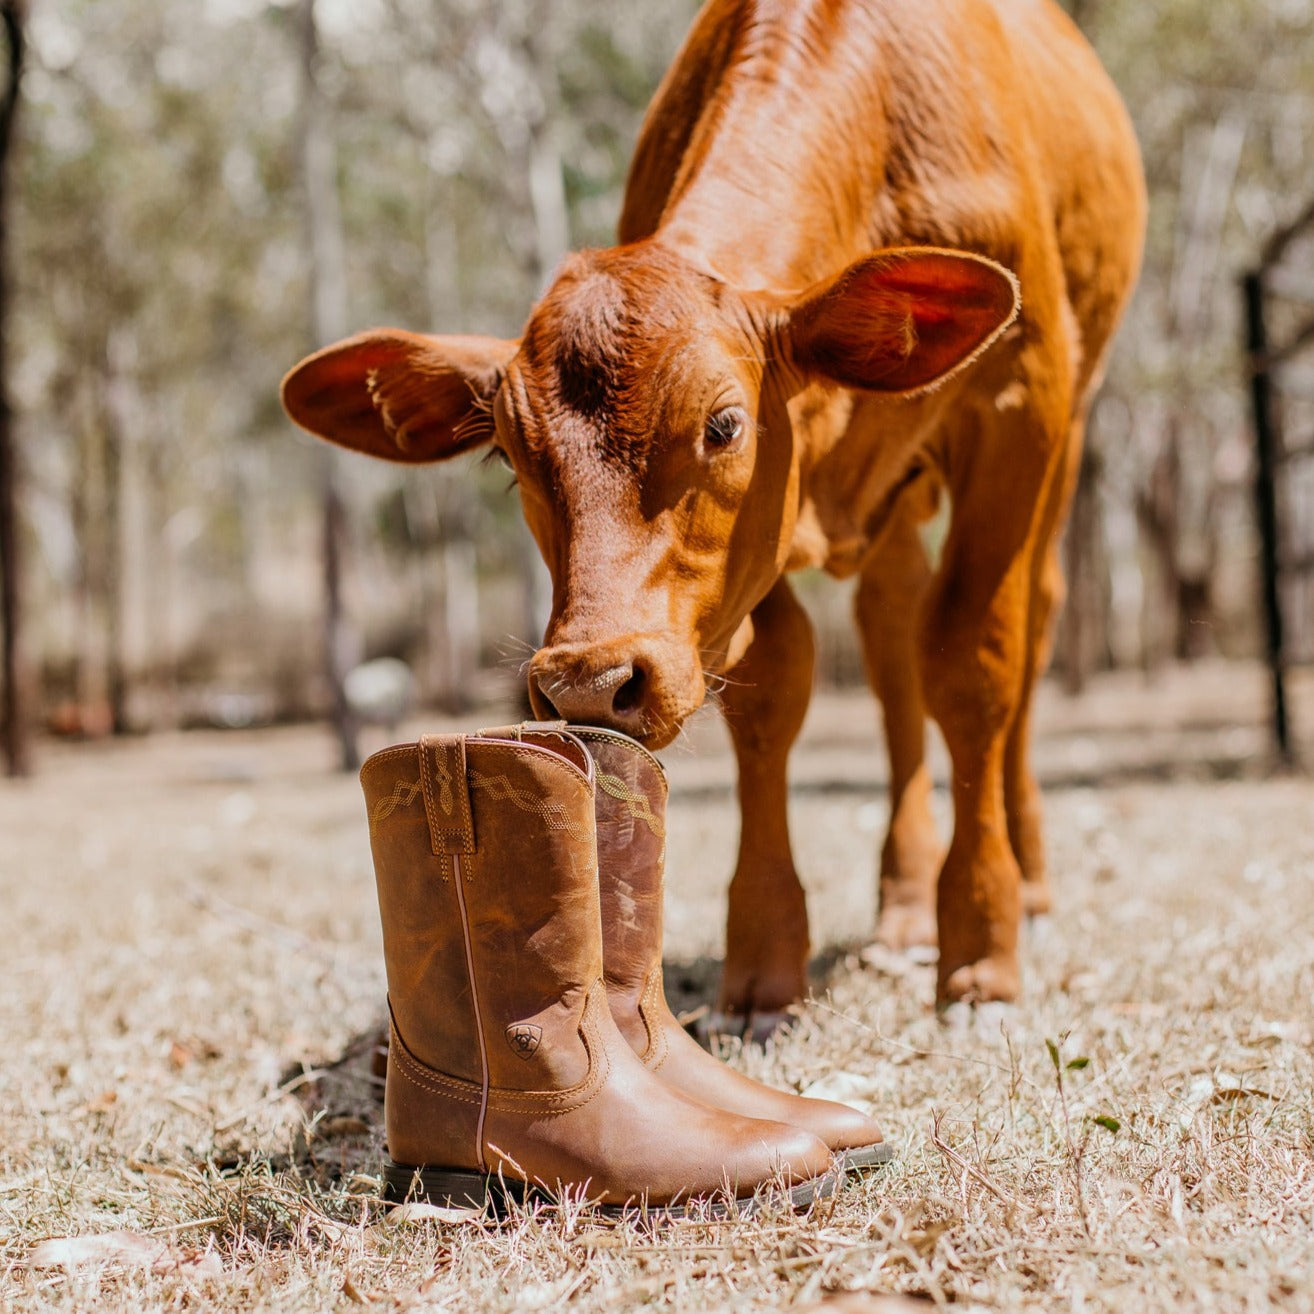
[994,381,1028,412]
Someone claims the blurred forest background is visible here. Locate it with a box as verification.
[2,0,1314,771]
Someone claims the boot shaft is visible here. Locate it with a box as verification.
[360,731,602,1096]
[473,724,670,1018]
[565,728,670,1058]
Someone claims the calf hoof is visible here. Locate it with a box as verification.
[873,902,939,955]
[701,1008,795,1047]
[938,955,1020,1007]
[717,952,808,1022]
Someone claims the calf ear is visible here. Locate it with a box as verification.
[784,248,1020,395]
[280,329,518,463]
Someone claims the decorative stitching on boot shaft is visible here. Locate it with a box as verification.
[596,771,665,840]
[370,778,422,828]
[420,737,477,856]
[388,1012,484,1105]
[468,771,592,845]
[365,739,594,850]
[637,968,669,1072]
[433,750,455,814]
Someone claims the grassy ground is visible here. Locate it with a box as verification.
[2,662,1312,1311]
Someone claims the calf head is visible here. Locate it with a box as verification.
[282,241,1017,748]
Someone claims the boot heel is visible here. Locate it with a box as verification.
[383,1161,524,1210]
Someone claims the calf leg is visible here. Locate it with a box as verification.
[1005,414,1084,917]
[855,494,942,952]
[922,389,1069,1005]
[1005,536,1064,918]
[717,576,815,1020]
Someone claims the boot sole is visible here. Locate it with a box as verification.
[383,1158,844,1219]
[843,1142,895,1172]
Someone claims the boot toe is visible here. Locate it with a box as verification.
[797,1098,887,1155]
[738,1121,836,1191]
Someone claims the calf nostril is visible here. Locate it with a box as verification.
[530,676,561,721]
[612,664,647,716]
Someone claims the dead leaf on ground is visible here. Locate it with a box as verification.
[381,1202,483,1226]
[126,1158,203,1183]
[1210,1085,1278,1104]
[29,1230,222,1277]
[800,1071,880,1110]
[167,1038,220,1069]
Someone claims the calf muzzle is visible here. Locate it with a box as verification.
[528,636,702,745]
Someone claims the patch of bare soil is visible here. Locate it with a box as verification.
[2,662,1312,1311]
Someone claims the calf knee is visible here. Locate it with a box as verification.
[918,585,1027,757]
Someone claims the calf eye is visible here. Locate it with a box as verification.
[704,407,747,451]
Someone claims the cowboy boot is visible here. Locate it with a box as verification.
[361,728,839,1213]
[568,726,893,1171]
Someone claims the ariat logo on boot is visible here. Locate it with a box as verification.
[506,1023,542,1059]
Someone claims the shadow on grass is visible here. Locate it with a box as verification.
[671,748,1268,809]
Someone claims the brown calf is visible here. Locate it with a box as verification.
[283,0,1145,1018]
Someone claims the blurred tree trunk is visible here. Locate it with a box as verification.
[65,335,135,738]
[467,9,564,658]
[70,369,112,735]
[421,174,479,711]
[297,0,358,770]
[101,361,128,733]
[103,335,150,733]
[1135,112,1245,669]
[521,26,566,650]
[0,0,28,776]
[1060,0,1097,32]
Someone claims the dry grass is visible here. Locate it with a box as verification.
[2,666,1313,1312]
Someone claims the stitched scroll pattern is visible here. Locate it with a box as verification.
[371,750,588,849]
[421,737,476,855]
[433,747,455,815]
[469,771,592,844]
[595,770,664,840]
[370,778,422,829]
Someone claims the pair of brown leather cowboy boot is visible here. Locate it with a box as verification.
[360,722,890,1214]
